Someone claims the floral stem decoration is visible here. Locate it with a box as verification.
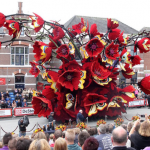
[132,116,140,122]
[114,118,124,126]
[0,12,150,122]
[76,122,87,130]
[55,124,66,131]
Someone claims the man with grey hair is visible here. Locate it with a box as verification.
[65,129,81,150]
[76,109,85,123]
[95,124,112,150]
[111,126,135,150]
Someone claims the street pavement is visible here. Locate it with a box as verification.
[0,106,149,139]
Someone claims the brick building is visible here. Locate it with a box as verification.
[0,2,36,91]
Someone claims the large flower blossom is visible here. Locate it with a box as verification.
[30,13,44,32]
[107,18,119,30]
[29,62,40,77]
[4,20,20,38]
[108,29,121,40]
[85,38,104,57]
[134,38,150,53]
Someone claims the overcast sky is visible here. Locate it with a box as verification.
[0,0,149,31]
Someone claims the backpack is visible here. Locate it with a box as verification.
[23,116,30,127]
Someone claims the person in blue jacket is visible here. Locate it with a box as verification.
[76,109,85,123]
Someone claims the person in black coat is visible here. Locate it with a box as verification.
[111,126,135,150]
[17,99,22,107]
[147,94,150,109]
[47,112,54,122]
[76,109,85,123]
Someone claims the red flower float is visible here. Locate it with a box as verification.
[30,13,44,32]
[0,13,5,27]
[138,76,150,94]
[107,18,119,30]
[29,62,41,77]
[4,20,20,38]
[108,28,121,40]
[85,38,104,57]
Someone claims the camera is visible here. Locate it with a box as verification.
[141,115,145,117]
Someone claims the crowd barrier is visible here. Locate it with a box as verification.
[128,99,148,107]
[0,107,34,118]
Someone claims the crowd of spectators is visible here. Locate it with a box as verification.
[0,88,33,109]
[1,114,150,150]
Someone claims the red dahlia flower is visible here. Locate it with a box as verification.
[33,41,52,63]
[29,62,40,77]
[4,20,20,38]
[53,26,65,39]
[42,86,55,100]
[138,76,150,94]
[0,13,5,27]
[90,24,103,38]
[30,13,44,32]
[108,28,121,40]
[85,38,104,57]
[134,38,150,53]
[57,70,81,91]
[105,42,119,60]
[32,96,53,117]
[72,18,89,34]
[56,44,70,59]
[107,18,119,30]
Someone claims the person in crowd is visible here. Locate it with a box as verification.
[0,142,2,148]
[108,124,114,135]
[21,95,25,103]
[4,91,10,99]
[12,100,17,109]
[95,124,112,150]
[134,88,138,99]
[18,118,26,137]
[74,128,80,144]
[5,96,10,102]
[17,99,22,107]
[14,88,18,95]
[28,88,33,100]
[54,137,68,150]
[50,129,63,149]
[8,138,17,150]
[1,96,5,101]
[48,112,54,122]
[49,134,54,145]
[22,88,29,99]
[45,133,50,142]
[62,131,66,139]
[137,90,142,99]
[147,94,150,109]
[129,115,150,150]
[1,101,8,108]
[16,137,32,150]
[65,129,81,150]
[78,131,90,148]
[34,132,47,140]
[111,126,135,150]
[29,139,51,150]
[127,122,133,135]
[0,133,12,150]
[83,137,99,150]
[22,99,28,107]
[7,100,12,108]
[76,110,85,123]
[15,94,21,101]
[121,124,127,131]
[18,89,22,95]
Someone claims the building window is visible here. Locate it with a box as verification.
[11,47,29,65]
[20,27,24,36]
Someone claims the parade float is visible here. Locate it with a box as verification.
[0,12,150,122]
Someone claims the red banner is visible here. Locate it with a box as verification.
[0,78,6,85]
[0,109,12,117]
[128,99,146,107]
[14,107,34,116]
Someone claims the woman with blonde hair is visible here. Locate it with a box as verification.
[29,139,51,150]
[54,137,68,150]
[129,115,150,150]
[34,131,47,140]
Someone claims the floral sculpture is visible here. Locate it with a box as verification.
[34,128,44,133]
[132,115,140,122]
[55,124,66,131]
[97,119,106,127]
[76,122,87,129]
[0,12,150,122]
[114,118,124,126]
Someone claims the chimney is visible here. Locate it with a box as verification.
[18,2,23,14]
